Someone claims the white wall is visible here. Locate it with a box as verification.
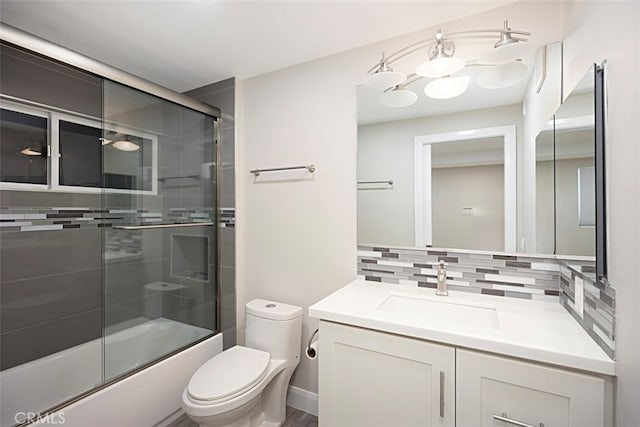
[432,164,504,251]
[522,42,563,253]
[536,159,555,254]
[537,158,596,256]
[238,53,361,394]
[560,2,640,425]
[357,104,521,247]
[238,1,563,396]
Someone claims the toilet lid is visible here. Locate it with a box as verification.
[187,346,270,403]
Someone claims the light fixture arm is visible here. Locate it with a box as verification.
[367,21,530,72]
[383,73,421,93]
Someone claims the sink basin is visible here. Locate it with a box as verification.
[376,294,500,329]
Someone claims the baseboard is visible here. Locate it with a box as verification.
[286,385,318,417]
[153,408,183,427]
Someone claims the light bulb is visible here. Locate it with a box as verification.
[380,89,418,108]
[112,140,140,152]
[424,76,469,99]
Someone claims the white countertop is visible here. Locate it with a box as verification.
[309,280,615,376]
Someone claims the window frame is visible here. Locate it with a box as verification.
[0,100,50,191]
[0,98,159,195]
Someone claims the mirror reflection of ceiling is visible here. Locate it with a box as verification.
[431,137,504,168]
[536,128,595,162]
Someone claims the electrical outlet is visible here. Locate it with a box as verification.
[574,276,584,318]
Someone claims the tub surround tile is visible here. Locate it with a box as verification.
[1,268,101,334]
[0,228,102,283]
[0,308,101,370]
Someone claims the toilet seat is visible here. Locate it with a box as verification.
[187,346,270,404]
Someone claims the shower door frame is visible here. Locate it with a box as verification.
[1,22,223,426]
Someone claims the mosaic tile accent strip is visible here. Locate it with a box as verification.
[219,208,235,228]
[0,207,229,231]
[559,261,615,359]
[105,228,143,259]
[357,245,560,302]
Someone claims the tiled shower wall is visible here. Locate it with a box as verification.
[357,244,616,357]
[185,78,236,349]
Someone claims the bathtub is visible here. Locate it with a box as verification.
[0,317,219,427]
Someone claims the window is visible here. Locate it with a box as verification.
[59,120,102,187]
[0,100,157,194]
[0,107,48,186]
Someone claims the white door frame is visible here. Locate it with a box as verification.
[413,125,517,252]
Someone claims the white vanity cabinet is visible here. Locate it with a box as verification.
[318,320,610,427]
[456,349,606,427]
[318,320,455,427]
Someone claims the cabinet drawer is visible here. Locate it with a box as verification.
[456,349,605,427]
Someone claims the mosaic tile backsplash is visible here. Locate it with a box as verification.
[358,245,561,301]
[559,263,616,359]
[357,244,616,358]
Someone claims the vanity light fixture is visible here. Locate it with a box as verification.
[424,76,470,99]
[363,20,531,107]
[101,133,140,152]
[363,53,406,89]
[112,139,140,152]
[416,30,465,78]
[20,146,42,156]
[380,84,419,107]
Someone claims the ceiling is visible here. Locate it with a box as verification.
[0,0,518,93]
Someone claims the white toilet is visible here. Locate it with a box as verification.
[182,299,302,427]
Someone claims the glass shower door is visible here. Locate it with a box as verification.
[101,80,217,381]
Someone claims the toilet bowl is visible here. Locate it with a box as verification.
[182,299,302,427]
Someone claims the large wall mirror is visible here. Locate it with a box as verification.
[357,32,606,268]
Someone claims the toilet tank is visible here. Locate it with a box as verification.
[245,299,302,362]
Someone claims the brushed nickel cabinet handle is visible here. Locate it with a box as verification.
[493,412,544,427]
[439,371,445,418]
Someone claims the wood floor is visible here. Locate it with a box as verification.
[168,406,318,427]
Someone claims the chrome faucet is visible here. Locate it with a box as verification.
[436,260,448,296]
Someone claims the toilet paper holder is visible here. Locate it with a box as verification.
[306,329,319,358]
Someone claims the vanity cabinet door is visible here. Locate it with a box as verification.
[456,349,605,427]
[318,320,455,427]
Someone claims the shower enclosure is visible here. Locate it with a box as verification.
[0,27,219,426]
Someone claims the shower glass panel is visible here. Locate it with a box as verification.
[1,38,219,426]
[102,80,217,381]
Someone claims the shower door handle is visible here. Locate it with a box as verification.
[113,222,214,230]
